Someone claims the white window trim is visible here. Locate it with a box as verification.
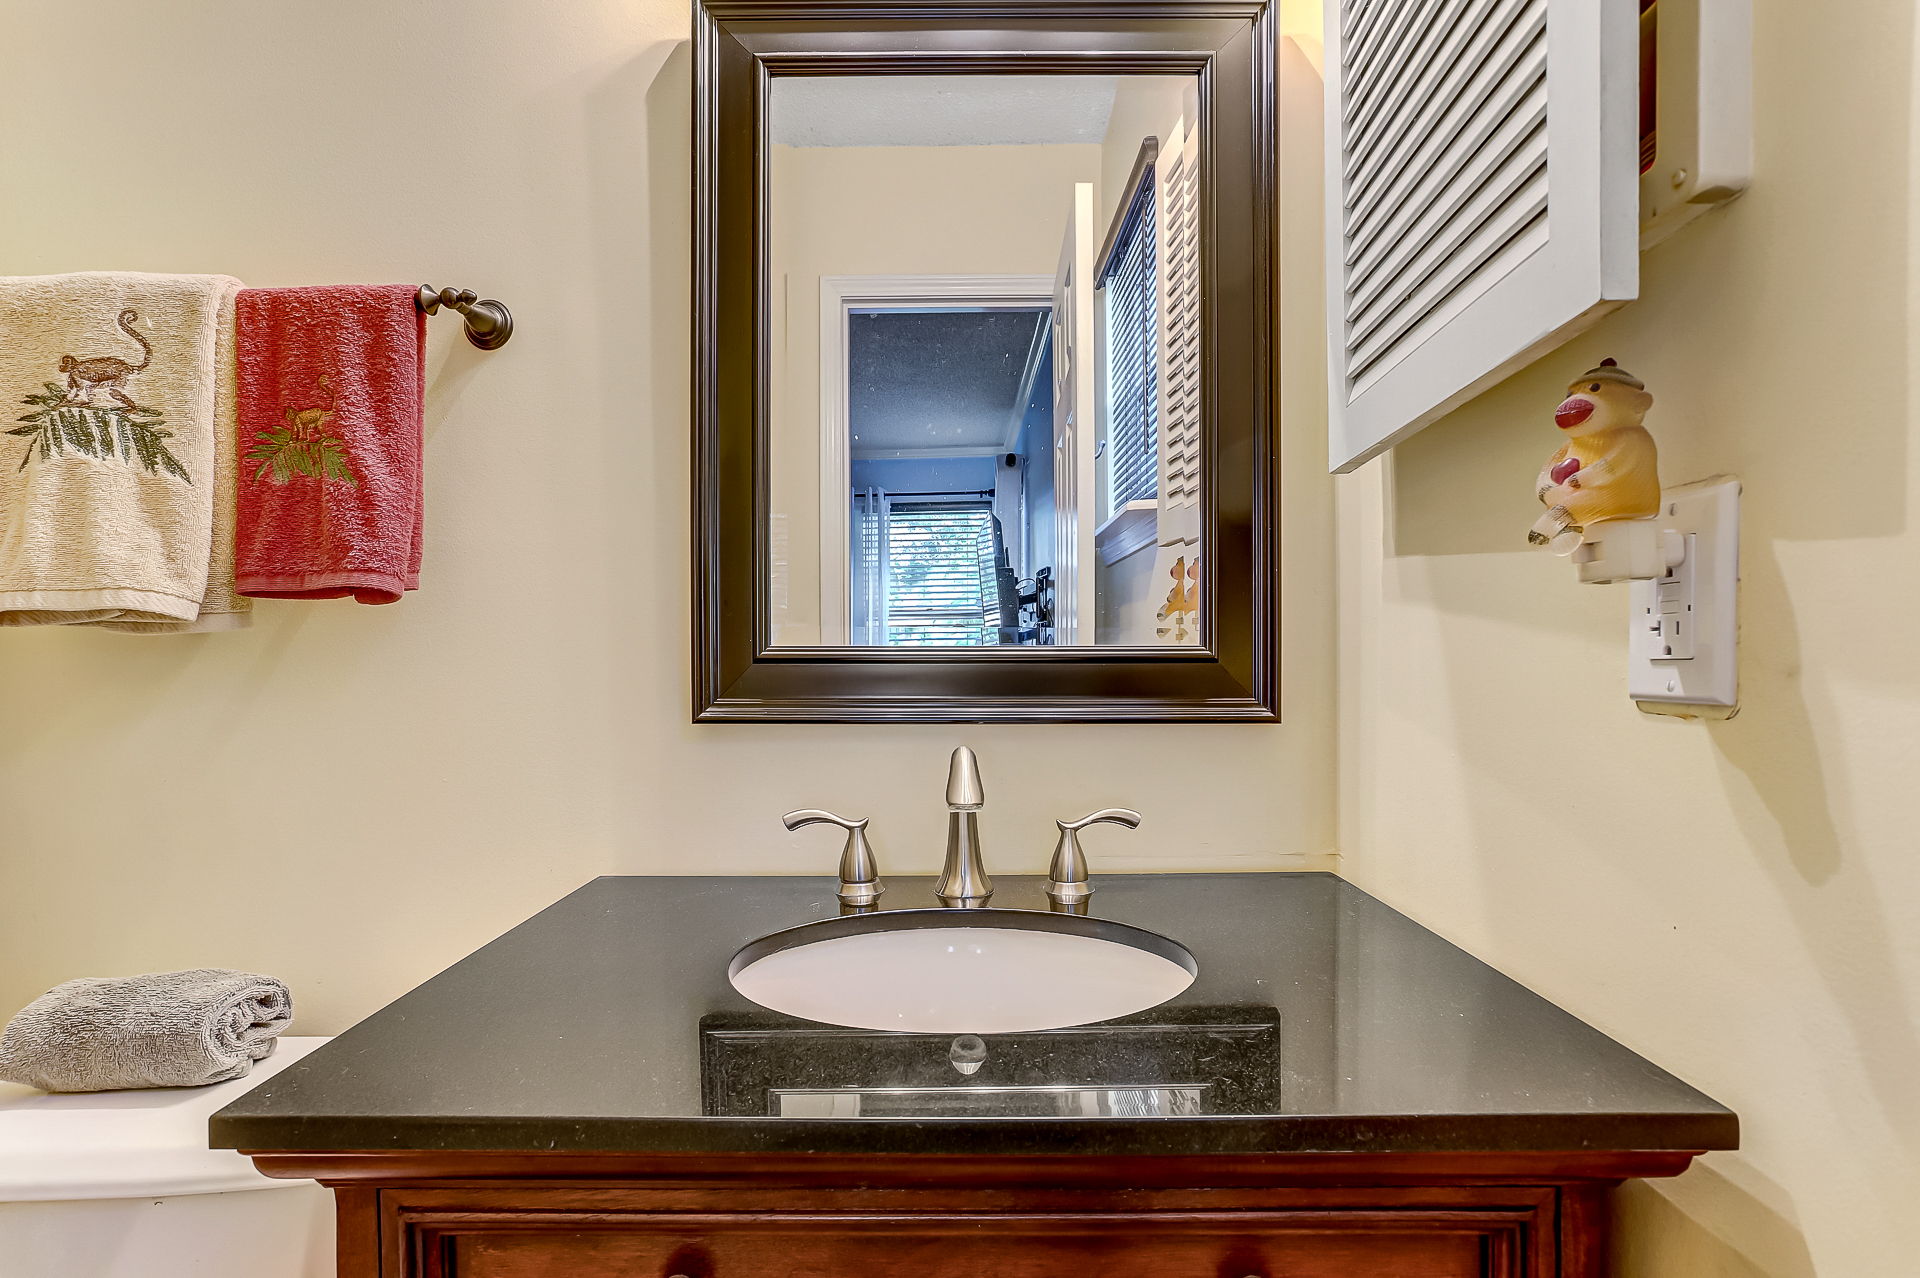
[1094,500,1160,565]
[816,273,1052,644]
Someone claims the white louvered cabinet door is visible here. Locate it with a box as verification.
[1155,95,1203,550]
[1324,0,1640,473]
[1152,97,1203,645]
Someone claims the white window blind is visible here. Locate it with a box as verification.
[1100,172,1159,516]
[885,503,997,646]
[1324,0,1640,473]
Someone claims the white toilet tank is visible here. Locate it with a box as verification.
[0,1037,334,1278]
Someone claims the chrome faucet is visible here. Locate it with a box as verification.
[934,746,993,907]
[782,809,884,908]
[1045,808,1143,911]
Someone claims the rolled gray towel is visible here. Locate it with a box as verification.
[0,969,292,1092]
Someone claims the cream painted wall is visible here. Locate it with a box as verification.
[0,1,1336,1035]
[1093,545,1155,642]
[1097,77,1192,232]
[1328,1,1920,1272]
[1092,554,1147,641]
[766,141,1102,644]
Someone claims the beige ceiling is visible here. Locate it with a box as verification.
[770,75,1122,148]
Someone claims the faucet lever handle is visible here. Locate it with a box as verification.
[781,809,884,907]
[1058,808,1143,833]
[782,808,863,833]
[1046,809,1142,909]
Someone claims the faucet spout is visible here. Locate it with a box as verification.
[935,747,993,907]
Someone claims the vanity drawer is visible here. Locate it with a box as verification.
[426,1211,1540,1278]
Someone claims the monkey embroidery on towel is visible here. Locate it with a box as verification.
[61,308,151,410]
[1155,555,1200,643]
[245,374,358,486]
[8,309,192,481]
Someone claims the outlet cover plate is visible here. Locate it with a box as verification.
[1630,476,1739,713]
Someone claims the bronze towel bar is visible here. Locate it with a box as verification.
[415,285,513,350]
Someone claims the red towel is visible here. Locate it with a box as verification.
[234,284,425,603]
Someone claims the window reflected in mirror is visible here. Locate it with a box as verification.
[765,74,1205,648]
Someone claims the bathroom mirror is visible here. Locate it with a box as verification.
[694,0,1277,721]
[767,73,1206,652]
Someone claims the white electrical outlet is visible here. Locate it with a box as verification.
[1639,532,1697,661]
[1629,476,1740,714]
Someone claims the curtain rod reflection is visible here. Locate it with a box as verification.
[869,489,996,500]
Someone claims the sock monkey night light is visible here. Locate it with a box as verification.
[1527,358,1663,553]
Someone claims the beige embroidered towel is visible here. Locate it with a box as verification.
[93,287,251,632]
[0,272,243,627]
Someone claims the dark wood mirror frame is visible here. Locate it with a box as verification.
[693,0,1278,723]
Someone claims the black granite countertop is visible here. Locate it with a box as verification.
[210,874,1736,1157]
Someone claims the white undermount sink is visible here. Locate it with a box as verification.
[728,908,1198,1035]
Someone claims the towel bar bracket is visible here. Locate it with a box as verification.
[416,285,513,350]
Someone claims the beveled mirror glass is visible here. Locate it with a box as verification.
[765,74,1205,649]
[695,0,1277,721]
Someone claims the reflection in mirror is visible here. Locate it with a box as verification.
[766,74,1204,648]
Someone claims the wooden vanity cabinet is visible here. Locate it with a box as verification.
[255,1150,1699,1277]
